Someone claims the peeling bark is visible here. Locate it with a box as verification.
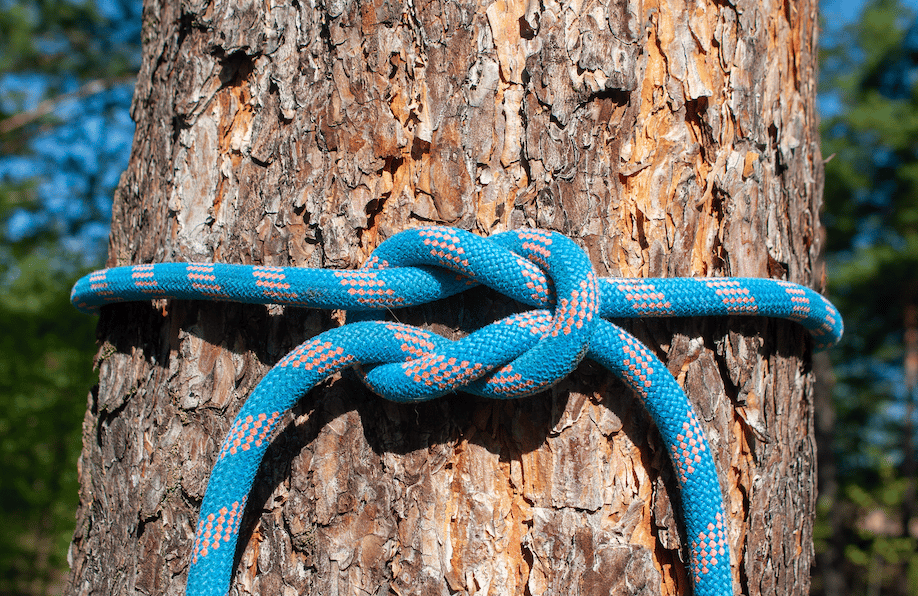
[67,0,826,594]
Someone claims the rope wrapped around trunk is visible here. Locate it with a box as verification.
[71,226,844,596]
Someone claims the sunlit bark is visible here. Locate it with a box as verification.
[66,0,826,594]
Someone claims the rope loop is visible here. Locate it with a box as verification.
[351,227,600,401]
[69,225,846,596]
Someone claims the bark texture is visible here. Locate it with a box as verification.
[66,0,825,594]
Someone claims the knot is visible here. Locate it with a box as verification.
[350,227,600,401]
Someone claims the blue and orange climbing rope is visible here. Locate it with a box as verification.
[71,226,843,596]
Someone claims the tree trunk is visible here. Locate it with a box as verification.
[66,0,825,594]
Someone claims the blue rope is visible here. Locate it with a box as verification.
[71,226,843,596]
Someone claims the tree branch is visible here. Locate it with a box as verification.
[0,75,135,135]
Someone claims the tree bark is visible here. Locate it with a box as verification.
[66,0,826,594]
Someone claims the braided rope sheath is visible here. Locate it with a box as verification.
[71,227,843,596]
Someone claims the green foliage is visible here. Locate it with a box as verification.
[840,463,918,595]
[821,0,918,470]
[0,0,134,87]
[0,256,97,594]
[0,0,139,593]
[815,0,918,594]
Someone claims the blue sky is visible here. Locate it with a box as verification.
[823,0,867,23]
[822,0,918,28]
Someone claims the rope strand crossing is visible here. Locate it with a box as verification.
[71,226,843,596]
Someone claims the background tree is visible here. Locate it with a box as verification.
[0,0,139,593]
[812,0,918,594]
[63,0,829,594]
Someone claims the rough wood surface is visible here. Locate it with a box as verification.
[66,0,825,594]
